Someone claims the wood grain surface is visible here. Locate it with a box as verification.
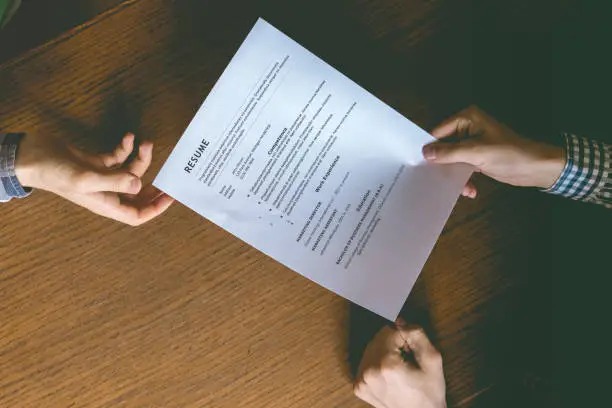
[1,0,608,407]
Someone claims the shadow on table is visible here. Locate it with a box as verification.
[10,69,145,152]
[164,0,473,132]
[41,89,142,151]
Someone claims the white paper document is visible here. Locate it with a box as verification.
[154,19,472,320]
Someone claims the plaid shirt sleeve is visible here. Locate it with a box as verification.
[0,133,31,202]
[546,133,612,209]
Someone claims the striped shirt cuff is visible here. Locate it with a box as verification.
[0,133,31,202]
[546,133,612,209]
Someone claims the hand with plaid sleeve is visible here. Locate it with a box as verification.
[1,132,174,225]
[423,106,611,208]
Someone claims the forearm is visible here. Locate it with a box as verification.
[0,133,31,202]
[546,133,612,209]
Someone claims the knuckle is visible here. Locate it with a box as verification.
[407,326,427,338]
[362,369,380,385]
[391,330,407,344]
[101,154,116,168]
[380,364,400,381]
[117,213,143,227]
[404,326,429,342]
[353,383,366,398]
[428,349,443,367]
[127,218,143,227]
[466,105,481,118]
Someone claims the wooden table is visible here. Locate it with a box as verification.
[2,0,603,406]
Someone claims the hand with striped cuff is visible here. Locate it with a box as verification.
[13,132,174,225]
[424,106,611,208]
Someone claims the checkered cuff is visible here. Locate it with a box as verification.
[0,133,32,202]
[546,133,612,209]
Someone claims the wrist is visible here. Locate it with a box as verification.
[14,134,42,189]
[532,142,566,189]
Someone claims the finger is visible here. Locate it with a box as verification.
[121,179,163,204]
[383,326,411,351]
[100,133,135,168]
[431,117,473,140]
[128,184,166,204]
[75,190,173,226]
[356,327,392,387]
[372,327,420,370]
[397,327,443,373]
[75,169,141,194]
[70,134,136,169]
[115,193,174,226]
[461,181,478,199]
[364,326,406,354]
[89,191,173,226]
[127,141,153,178]
[422,139,480,165]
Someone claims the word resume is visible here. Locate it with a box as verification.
[154,19,472,320]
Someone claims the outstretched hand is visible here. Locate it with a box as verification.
[424,106,566,198]
[15,132,174,226]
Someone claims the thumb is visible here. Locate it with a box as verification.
[397,327,442,373]
[422,140,479,165]
[75,169,142,194]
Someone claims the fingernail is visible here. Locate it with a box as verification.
[422,145,436,160]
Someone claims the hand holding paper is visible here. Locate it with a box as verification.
[425,105,565,192]
[154,19,472,320]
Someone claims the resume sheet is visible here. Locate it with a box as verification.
[154,19,472,320]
